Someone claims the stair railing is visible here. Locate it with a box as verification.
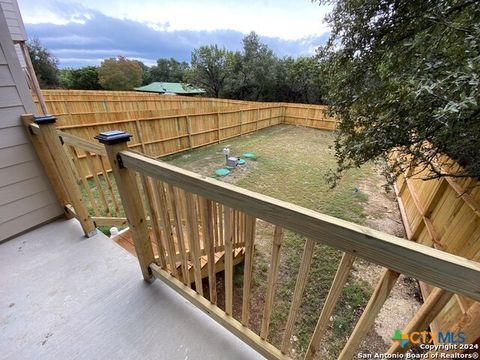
[95,129,480,360]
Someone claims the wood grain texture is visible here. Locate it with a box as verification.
[119,151,480,301]
[185,191,203,296]
[304,253,355,360]
[261,225,284,340]
[224,206,233,315]
[281,238,315,354]
[37,121,95,237]
[166,184,190,285]
[338,269,400,360]
[241,214,256,327]
[103,140,154,280]
[140,175,166,269]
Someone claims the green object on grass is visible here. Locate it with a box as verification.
[242,152,256,159]
[238,158,246,165]
[215,168,230,177]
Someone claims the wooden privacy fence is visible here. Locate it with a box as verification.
[56,106,285,178]
[32,90,335,178]
[34,90,273,126]
[93,130,480,359]
[395,161,480,339]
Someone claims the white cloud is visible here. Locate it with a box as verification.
[18,0,331,40]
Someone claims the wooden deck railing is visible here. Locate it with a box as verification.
[92,130,478,360]
[23,113,480,359]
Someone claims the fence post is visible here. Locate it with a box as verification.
[33,115,96,237]
[96,130,155,281]
[216,112,221,143]
[240,110,244,136]
[186,115,193,149]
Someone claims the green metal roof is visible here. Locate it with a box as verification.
[134,82,206,95]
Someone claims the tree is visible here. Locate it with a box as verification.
[27,38,59,88]
[189,45,228,97]
[98,56,142,90]
[317,0,480,183]
[150,58,189,83]
[132,60,153,85]
[60,66,102,90]
[274,57,326,104]
[224,32,278,101]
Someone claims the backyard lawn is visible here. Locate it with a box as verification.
[163,124,411,358]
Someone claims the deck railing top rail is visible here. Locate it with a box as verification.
[119,149,480,301]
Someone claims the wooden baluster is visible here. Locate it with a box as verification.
[84,151,110,214]
[166,185,190,285]
[218,203,224,249]
[140,175,166,269]
[241,214,256,327]
[261,225,284,340]
[67,145,99,216]
[97,130,153,279]
[200,197,217,304]
[224,206,233,315]
[153,180,178,278]
[281,238,315,354]
[99,155,120,214]
[337,269,400,360]
[185,192,203,295]
[212,201,219,250]
[304,253,355,360]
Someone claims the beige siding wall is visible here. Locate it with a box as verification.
[0,0,27,42]
[0,11,62,241]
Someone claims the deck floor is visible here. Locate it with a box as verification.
[0,219,264,360]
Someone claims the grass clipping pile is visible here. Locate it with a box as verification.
[165,125,421,359]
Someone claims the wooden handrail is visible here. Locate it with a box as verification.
[118,150,480,301]
[57,130,106,156]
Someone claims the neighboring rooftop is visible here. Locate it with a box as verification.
[134,82,206,95]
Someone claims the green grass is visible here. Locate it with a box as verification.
[164,124,374,358]
[78,172,125,236]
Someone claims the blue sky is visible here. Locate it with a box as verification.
[18,0,331,68]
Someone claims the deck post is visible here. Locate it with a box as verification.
[33,115,96,237]
[21,114,73,220]
[96,130,155,281]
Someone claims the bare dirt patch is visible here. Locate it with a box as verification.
[352,164,422,356]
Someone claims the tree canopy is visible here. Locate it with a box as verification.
[27,39,59,88]
[60,66,102,90]
[150,58,189,83]
[187,45,228,98]
[317,0,480,182]
[98,56,142,90]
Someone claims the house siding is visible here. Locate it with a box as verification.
[0,0,27,42]
[0,10,62,241]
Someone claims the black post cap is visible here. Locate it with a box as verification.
[33,115,57,124]
[95,130,132,145]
